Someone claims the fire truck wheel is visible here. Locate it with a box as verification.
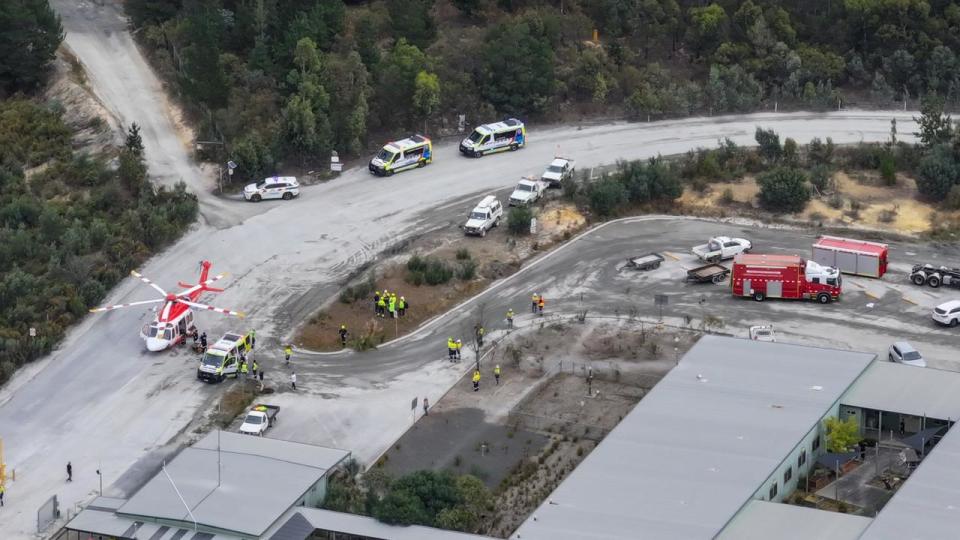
[817,293,831,304]
[752,292,765,302]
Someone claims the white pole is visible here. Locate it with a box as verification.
[162,461,199,531]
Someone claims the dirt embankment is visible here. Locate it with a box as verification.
[679,170,958,235]
[44,48,121,154]
[295,200,586,351]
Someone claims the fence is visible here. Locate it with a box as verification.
[37,494,59,534]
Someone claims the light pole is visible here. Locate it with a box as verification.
[96,461,102,496]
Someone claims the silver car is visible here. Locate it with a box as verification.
[888,341,926,368]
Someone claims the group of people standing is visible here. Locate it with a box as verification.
[374,290,408,318]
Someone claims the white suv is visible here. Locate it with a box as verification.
[933,299,960,327]
[243,176,300,202]
[464,195,503,237]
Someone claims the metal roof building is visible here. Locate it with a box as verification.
[511,336,875,540]
[266,507,492,540]
[717,500,872,540]
[63,431,350,539]
[840,361,960,421]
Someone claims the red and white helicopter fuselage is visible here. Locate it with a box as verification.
[91,261,244,351]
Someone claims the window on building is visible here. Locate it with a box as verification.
[798,449,807,467]
[813,435,821,451]
[784,467,793,483]
[769,482,778,499]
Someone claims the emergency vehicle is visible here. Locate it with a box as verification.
[732,254,842,304]
[197,331,254,383]
[811,236,888,278]
[459,119,526,157]
[369,135,432,176]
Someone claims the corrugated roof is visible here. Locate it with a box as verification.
[512,336,875,540]
[841,361,960,420]
[860,424,960,539]
[117,431,349,537]
[814,236,887,256]
[717,500,871,540]
[276,508,492,540]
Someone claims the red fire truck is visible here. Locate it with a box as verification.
[732,254,842,303]
[811,235,888,278]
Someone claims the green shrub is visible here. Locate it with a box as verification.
[879,150,896,186]
[424,259,453,285]
[757,167,811,213]
[586,176,628,216]
[945,185,960,210]
[719,188,734,204]
[407,254,427,272]
[809,164,832,193]
[457,260,477,281]
[507,206,533,235]
[455,248,471,260]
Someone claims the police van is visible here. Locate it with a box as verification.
[197,331,253,383]
[459,118,526,157]
[368,135,433,176]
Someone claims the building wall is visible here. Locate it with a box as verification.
[296,476,329,508]
[751,402,838,503]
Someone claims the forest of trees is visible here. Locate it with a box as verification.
[126,0,960,181]
[0,1,199,385]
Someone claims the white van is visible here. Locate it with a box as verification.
[459,119,526,157]
[369,135,433,176]
[197,331,253,383]
[463,195,503,237]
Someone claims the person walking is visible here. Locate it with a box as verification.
[249,330,256,350]
[398,296,406,317]
[252,360,259,379]
[240,360,249,378]
[389,294,397,318]
[191,328,199,344]
[494,364,501,385]
[66,462,73,482]
[339,325,349,347]
[374,290,381,314]
[531,293,539,314]
[284,345,293,365]
[423,397,429,416]
[456,339,463,361]
[259,369,264,383]
[538,295,545,315]
[200,332,208,350]
[1,482,4,506]
[506,308,514,329]
[447,337,457,361]
[472,370,481,392]
[377,295,386,318]
[290,371,297,390]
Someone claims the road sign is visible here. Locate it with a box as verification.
[654,294,668,306]
[411,397,418,410]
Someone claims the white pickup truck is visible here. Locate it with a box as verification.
[509,178,549,206]
[239,404,279,436]
[541,157,576,187]
[692,236,752,262]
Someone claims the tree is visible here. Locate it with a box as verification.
[807,137,834,166]
[755,127,782,163]
[182,0,229,109]
[914,94,953,148]
[686,4,728,58]
[507,206,532,235]
[373,489,430,525]
[376,39,428,128]
[783,137,798,166]
[587,176,628,217]
[387,0,436,50]
[480,19,555,114]
[118,124,148,196]
[0,0,64,95]
[325,51,370,155]
[879,150,896,186]
[413,71,440,134]
[707,64,761,113]
[824,416,861,453]
[757,167,810,213]
[916,144,959,200]
[125,0,181,27]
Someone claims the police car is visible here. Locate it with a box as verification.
[369,135,433,176]
[243,176,300,202]
[459,118,526,157]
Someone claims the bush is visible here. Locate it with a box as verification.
[457,260,477,281]
[507,206,533,235]
[879,150,896,186]
[809,165,832,193]
[339,276,376,304]
[423,259,453,285]
[946,185,960,210]
[455,248,471,260]
[757,167,811,213]
[916,144,959,200]
[407,254,427,273]
[755,127,782,163]
[719,188,735,204]
[587,177,628,216]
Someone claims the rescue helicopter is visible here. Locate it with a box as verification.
[89,261,245,351]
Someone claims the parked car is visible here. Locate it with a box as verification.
[509,178,548,206]
[692,236,752,262]
[888,342,926,368]
[463,195,503,237]
[243,176,300,202]
[541,157,576,187]
[932,299,960,327]
[749,325,776,342]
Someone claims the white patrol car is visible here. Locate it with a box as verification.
[243,176,300,202]
[541,157,576,187]
[464,195,503,237]
[197,331,252,383]
[369,135,433,176]
[459,118,526,158]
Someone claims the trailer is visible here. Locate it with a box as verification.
[686,263,730,284]
[732,254,842,303]
[811,236,888,278]
[910,264,960,288]
[626,253,665,271]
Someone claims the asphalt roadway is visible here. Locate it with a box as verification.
[0,0,939,536]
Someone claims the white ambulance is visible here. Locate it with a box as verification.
[369,135,433,176]
[459,119,526,157]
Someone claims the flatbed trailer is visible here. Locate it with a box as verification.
[910,264,960,288]
[686,263,730,284]
[626,253,665,270]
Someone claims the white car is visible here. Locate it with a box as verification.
[509,179,548,206]
[748,325,776,342]
[243,176,300,202]
[888,341,926,367]
[541,157,576,187]
[932,299,960,327]
[464,195,503,237]
[692,236,752,262]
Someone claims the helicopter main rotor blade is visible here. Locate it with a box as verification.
[180,300,246,318]
[89,298,165,313]
[130,270,168,296]
[177,273,228,297]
